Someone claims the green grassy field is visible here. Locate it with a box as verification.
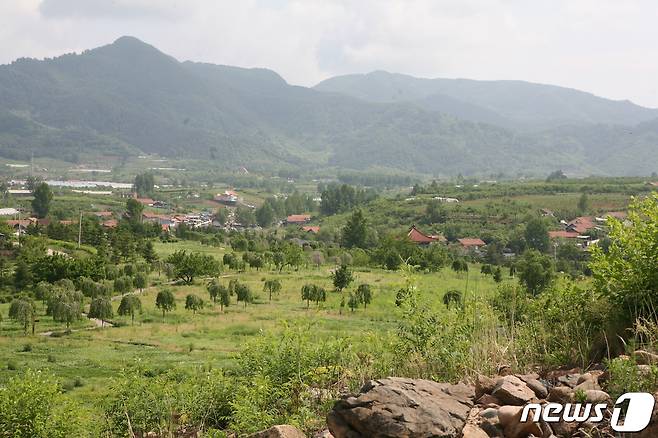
[0,240,506,408]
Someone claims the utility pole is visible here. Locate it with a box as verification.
[78,210,83,248]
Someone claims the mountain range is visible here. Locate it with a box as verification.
[0,36,656,176]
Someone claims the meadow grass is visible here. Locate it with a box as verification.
[0,242,506,407]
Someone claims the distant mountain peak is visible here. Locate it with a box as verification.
[111,35,151,47]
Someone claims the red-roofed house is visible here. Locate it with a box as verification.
[286,214,311,225]
[102,219,118,229]
[214,190,239,205]
[549,230,579,239]
[142,212,176,227]
[458,238,486,250]
[407,225,446,245]
[566,217,596,234]
[302,226,320,233]
[6,219,31,229]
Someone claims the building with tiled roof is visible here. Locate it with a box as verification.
[286,214,311,225]
[407,225,446,245]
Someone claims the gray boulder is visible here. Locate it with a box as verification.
[327,377,474,438]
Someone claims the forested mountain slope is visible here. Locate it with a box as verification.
[0,36,657,176]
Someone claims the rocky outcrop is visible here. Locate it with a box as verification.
[326,353,658,437]
[247,425,307,438]
[327,377,474,437]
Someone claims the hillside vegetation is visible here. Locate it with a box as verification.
[1,37,658,176]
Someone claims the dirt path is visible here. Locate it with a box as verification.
[39,313,113,336]
[38,276,230,336]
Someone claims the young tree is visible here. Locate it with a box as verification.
[125,198,144,223]
[31,182,53,218]
[332,264,354,292]
[133,173,155,197]
[525,218,549,252]
[273,252,286,272]
[88,297,114,327]
[301,284,315,308]
[13,259,33,290]
[78,276,98,298]
[356,283,373,309]
[235,205,256,226]
[141,240,159,265]
[97,280,113,297]
[218,284,230,311]
[517,250,554,296]
[9,299,34,335]
[255,203,275,228]
[313,286,327,306]
[185,294,204,315]
[341,209,368,249]
[590,194,658,324]
[48,289,83,329]
[113,276,133,295]
[347,293,359,312]
[451,259,469,273]
[34,281,52,307]
[263,279,282,302]
[207,279,221,303]
[155,288,176,319]
[235,283,253,308]
[248,254,264,271]
[493,267,503,283]
[166,250,219,284]
[117,294,142,325]
[284,244,304,271]
[442,289,463,309]
[133,272,148,293]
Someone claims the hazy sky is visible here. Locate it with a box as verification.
[2,0,658,107]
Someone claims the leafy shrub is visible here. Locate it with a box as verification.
[606,357,658,399]
[0,369,86,436]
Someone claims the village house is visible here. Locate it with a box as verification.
[549,230,580,239]
[457,238,486,253]
[565,216,597,234]
[286,214,311,225]
[142,212,176,228]
[5,219,31,232]
[102,219,118,229]
[302,225,320,234]
[407,225,446,245]
[214,190,239,206]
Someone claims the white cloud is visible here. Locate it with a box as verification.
[0,0,657,106]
